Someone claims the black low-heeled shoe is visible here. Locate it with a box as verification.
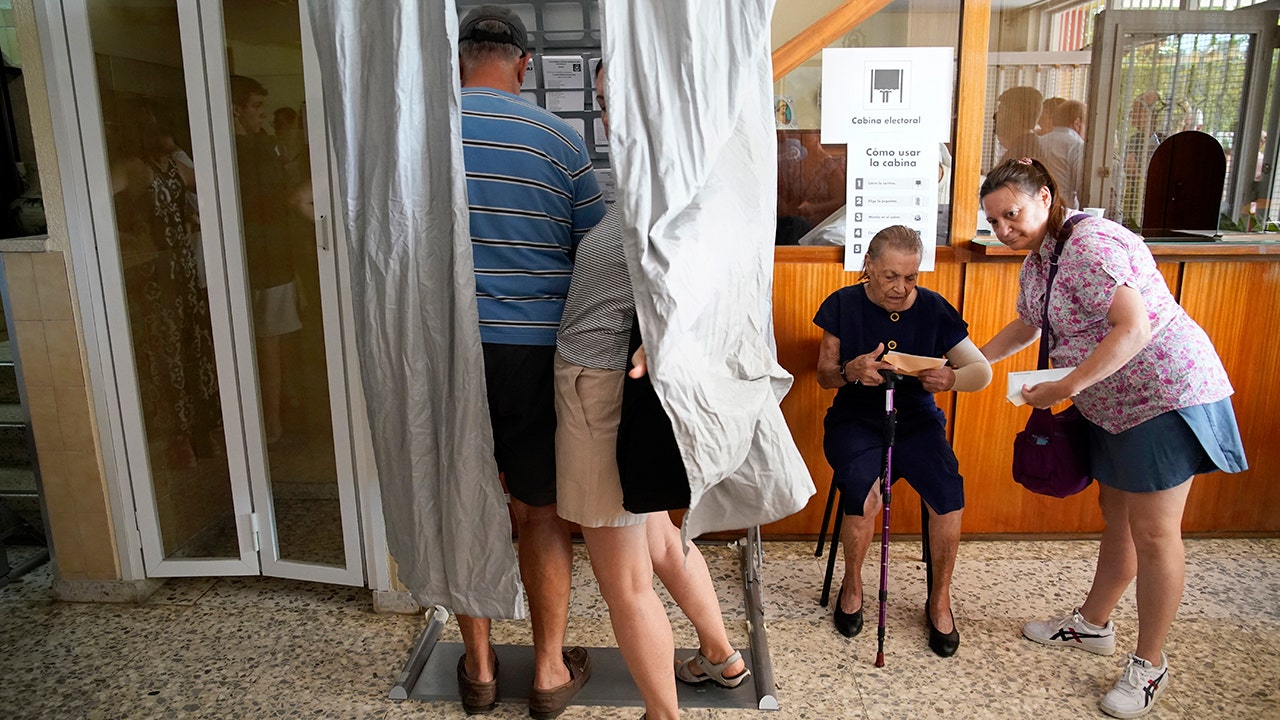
[926,610,960,657]
[833,585,864,638]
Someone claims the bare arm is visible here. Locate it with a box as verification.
[817,331,894,388]
[174,160,196,192]
[1021,284,1152,408]
[980,318,1041,364]
[816,332,845,389]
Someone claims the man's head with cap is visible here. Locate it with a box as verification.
[460,4,528,53]
[458,4,531,90]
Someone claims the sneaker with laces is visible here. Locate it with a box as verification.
[1022,607,1116,655]
[1101,652,1169,718]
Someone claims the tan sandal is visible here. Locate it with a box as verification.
[674,650,750,689]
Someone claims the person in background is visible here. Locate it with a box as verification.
[230,74,303,447]
[452,6,605,718]
[553,60,750,720]
[111,100,219,468]
[815,225,991,658]
[994,86,1044,167]
[777,132,846,245]
[1039,99,1086,209]
[272,106,307,185]
[1120,90,1164,226]
[1036,96,1066,137]
[979,158,1246,719]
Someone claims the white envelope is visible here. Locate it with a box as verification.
[1006,367,1075,406]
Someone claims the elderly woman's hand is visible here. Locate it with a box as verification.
[847,343,897,385]
[917,366,956,393]
[1021,379,1072,409]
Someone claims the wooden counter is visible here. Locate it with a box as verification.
[763,240,1280,537]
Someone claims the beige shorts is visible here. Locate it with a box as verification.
[252,281,302,338]
[553,354,647,528]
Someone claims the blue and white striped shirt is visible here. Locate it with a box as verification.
[461,88,605,345]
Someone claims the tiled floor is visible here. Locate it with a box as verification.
[1,537,1278,719]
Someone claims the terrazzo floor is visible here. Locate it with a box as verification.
[1,537,1278,719]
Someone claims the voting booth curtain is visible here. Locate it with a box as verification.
[305,2,523,618]
[602,0,815,541]
[305,0,812,615]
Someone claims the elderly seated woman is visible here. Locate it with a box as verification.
[814,225,991,656]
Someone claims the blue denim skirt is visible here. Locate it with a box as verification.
[1087,396,1247,493]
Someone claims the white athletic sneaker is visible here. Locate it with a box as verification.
[1022,607,1116,655]
[1101,652,1169,719]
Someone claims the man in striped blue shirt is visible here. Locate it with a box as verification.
[453,6,604,718]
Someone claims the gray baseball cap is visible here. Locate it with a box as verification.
[459,5,529,54]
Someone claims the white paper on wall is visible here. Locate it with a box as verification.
[541,55,585,89]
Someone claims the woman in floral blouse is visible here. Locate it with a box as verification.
[978,158,1246,719]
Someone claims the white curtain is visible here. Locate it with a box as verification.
[305,1,523,619]
[602,0,815,538]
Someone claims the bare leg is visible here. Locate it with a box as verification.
[511,499,573,690]
[1127,479,1194,661]
[257,333,283,441]
[582,524,678,720]
[925,507,962,634]
[838,483,882,614]
[456,614,495,681]
[1079,484,1138,627]
[648,513,744,676]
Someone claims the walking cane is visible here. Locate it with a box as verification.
[875,369,899,668]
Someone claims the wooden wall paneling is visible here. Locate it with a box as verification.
[766,260,846,536]
[1157,262,1181,298]
[1176,262,1280,532]
[953,262,1103,533]
[930,258,964,438]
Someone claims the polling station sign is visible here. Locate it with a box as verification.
[819,47,953,144]
[820,47,954,271]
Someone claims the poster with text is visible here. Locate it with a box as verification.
[819,47,953,271]
[845,142,939,271]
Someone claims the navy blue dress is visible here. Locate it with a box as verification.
[813,284,969,515]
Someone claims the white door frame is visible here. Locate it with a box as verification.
[33,0,378,587]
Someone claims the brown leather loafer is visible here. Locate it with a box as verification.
[457,651,498,715]
[528,646,591,719]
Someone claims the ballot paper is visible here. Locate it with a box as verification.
[882,351,946,376]
[1006,367,1075,406]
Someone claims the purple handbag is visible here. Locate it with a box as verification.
[1011,215,1093,498]
[1013,405,1092,498]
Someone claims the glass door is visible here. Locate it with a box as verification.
[59,0,363,585]
[200,0,363,584]
[1084,8,1279,232]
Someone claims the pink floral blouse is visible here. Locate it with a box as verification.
[1016,216,1233,434]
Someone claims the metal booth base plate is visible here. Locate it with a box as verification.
[390,530,778,711]
[403,642,759,710]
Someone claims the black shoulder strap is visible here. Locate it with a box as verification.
[1038,213,1089,369]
